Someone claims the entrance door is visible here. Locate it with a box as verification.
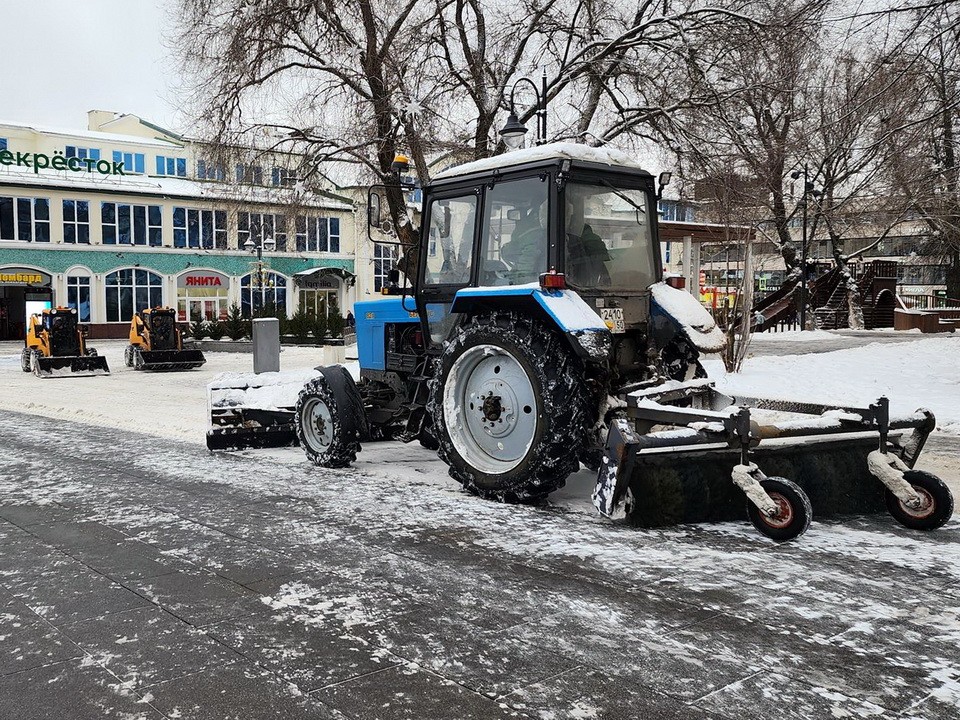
[298,289,334,317]
[1,287,52,340]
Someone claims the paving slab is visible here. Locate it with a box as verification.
[0,592,84,677]
[506,666,731,720]
[696,670,891,720]
[61,605,243,690]
[312,663,531,719]
[143,662,350,720]
[207,613,400,691]
[130,568,266,627]
[0,658,167,720]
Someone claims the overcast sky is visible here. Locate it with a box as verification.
[0,0,182,132]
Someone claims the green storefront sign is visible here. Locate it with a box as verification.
[0,150,126,176]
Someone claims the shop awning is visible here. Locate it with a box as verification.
[294,266,356,287]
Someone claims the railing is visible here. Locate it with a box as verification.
[901,294,960,310]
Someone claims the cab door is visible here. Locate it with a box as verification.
[416,187,481,346]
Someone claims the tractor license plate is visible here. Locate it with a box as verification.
[600,307,625,333]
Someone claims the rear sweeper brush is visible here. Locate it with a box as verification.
[207,144,953,541]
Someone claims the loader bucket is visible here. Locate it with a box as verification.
[135,349,206,372]
[33,354,110,378]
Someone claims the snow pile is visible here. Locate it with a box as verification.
[706,335,960,434]
[434,141,649,179]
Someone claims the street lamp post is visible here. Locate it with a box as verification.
[499,70,548,149]
[244,235,276,313]
[790,164,815,330]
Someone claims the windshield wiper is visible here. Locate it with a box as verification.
[600,179,646,216]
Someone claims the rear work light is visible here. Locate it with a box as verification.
[539,270,567,291]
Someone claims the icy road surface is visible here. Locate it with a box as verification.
[1,410,960,719]
[1,333,960,718]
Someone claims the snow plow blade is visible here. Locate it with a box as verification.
[135,349,206,372]
[33,354,110,378]
[206,369,320,451]
[594,383,939,527]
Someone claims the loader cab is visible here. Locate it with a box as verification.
[39,308,82,356]
[415,144,662,348]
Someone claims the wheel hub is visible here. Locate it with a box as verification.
[899,486,934,519]
[445,344,538,474]
[761,493,794,529]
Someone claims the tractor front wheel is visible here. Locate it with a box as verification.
[124,345,134,367]
[428,312,589,502]
[295,377,360,468]
[885,470,954,531]
[746,477,812,542]
[20,347,31,373]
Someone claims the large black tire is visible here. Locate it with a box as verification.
[885,470,954,531]
[124,345,134,367]
[746,477,812,542]
[295,376,360,468]
[427,312,590,502]
[133,348,145,371]
[20,347,32,373]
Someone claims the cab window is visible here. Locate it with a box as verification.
[424,194,477,285]
[479,176,549,286]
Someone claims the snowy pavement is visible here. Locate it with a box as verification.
[1,333,959,718]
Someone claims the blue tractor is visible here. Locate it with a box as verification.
[209,143,953,542]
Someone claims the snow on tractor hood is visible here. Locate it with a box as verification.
[650,282,726,353]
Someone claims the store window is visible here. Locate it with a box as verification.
[295,217,341,253]
[374,243,399,292]
[102,202,162,245]
[238,212,287,251]
[62,200,90,244]
[112,151,145,174]
[173,208,227,249]
[241,271,287,317]
[67,275,91,322]
[105,269,162,322]
[156,155,187,177]
[65,146,101,161]
[196,160,225,181]
[177,271,230,322]
[0,139,6,151]
[0,197,50,242]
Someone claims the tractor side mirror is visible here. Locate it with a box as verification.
[368,192,382,228]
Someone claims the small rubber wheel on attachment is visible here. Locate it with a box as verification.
[885,470,954,531]
[747,477,813,542]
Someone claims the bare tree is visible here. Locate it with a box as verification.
[880,5,960,299]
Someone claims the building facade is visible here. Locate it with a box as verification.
[0,111,363,340]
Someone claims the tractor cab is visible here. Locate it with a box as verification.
[413,143,663,352]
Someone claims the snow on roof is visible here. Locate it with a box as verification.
[0,165,353,210]
[432,142,652,180]
[0,119,184,148]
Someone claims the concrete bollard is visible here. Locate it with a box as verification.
[253,317,280,373]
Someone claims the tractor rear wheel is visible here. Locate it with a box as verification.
[746,477,812,542]
[428,312,590,502]
[885,470,953,531]
[20,347,31,373]
[295,376,360,468]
